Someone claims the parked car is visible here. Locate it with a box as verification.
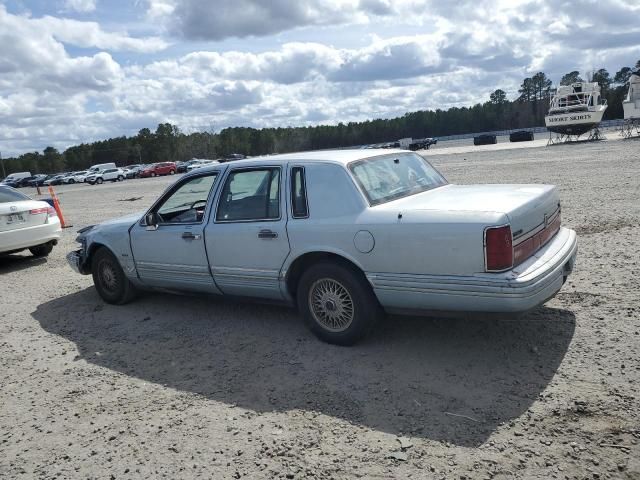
[139,162,177,177]
[0,185,61,257]
[26,174,49,187]
[186,160,218,172]
[176,161,191,173]
[44,174,67,186]
[509,130,535,142]
[14,176,39,188]
[223,153,246,162]
[474,134,498,146]
[123,165,143,179]
[67,149,577,346]
[62,171,88,184]
[87,163,116,175]
[85,168,125,185]
[408,138,438,151]
[1,172,32,188]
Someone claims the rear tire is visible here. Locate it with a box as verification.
[169,170,175,175]
[29,242,53,257]
[151,172,156,177]
[91,247,137,305]
[117,175,124,181]
[297,262,383,346]
[68,179,75,184]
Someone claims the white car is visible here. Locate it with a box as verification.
[62,171,89,184]
[0,186,61,256]
[85,168,125,185]
[67,149,577,345]
[186,160,219,172]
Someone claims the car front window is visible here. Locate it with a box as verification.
[348,153,447,206]
[156,173,218,223]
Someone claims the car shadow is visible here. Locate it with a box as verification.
[32,288,575,447]
[0,253,48,273]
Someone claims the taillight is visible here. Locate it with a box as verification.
[485,225,513,271]
[29,207,49,215]
[29,207,57,217]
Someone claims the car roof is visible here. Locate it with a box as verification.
[190,148,410,175]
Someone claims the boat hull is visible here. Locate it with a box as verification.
[623,101,640,120]
[545,107,606,136]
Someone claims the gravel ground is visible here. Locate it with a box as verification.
[1,137,639,479]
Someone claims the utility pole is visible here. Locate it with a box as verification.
[0,151,5,178]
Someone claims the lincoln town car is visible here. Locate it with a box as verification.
[67,149,577,345]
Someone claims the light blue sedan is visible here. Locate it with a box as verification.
[67,149,577,345]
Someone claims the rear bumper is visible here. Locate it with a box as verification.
[368,227,578,314]
[0,220,62,254]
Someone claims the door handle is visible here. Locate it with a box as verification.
[181,232,201,240]
[258,229,278,239]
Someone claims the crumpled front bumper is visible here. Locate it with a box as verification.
[67,249,89,274]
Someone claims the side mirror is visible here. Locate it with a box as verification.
[145,212,159,231]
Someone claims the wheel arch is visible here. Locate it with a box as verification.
[284,250,368,299]
[83,242,110,272]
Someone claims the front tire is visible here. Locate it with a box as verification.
[297,262,383,345]
[96,177,103,184]
[169,170,175,175]
[117,175,124,181]
[91,247,137,305]
[68,179,75,184]
[29,242,53,257]
[151,172,156,177]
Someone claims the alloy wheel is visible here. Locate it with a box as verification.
[308,278,355,332]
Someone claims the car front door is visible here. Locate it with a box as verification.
[205,166,290,300]
[130,171,221,293]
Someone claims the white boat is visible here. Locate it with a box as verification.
[623,69,640,120]
[544,82,607,136]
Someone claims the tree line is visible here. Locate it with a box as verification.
[2,60,638,176]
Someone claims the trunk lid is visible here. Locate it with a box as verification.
[0,200,52,233]
[382,184,561,240]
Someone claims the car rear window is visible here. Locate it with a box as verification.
[0,186,30,203]
[349,153,447,206]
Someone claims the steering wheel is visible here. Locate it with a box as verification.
[190,199,208,221]
[190,199,208,210]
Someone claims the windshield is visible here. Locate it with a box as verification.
[348,153,447,206]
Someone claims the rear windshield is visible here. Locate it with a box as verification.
[0,186,30,203]
[348,153,447,206]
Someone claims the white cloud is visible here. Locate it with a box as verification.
[2,1,640,156]
[65,0,97,13]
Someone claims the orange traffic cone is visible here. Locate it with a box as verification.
[47,186,71,228]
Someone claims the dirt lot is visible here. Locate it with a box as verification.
[1,137,639,479]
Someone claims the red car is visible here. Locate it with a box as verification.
[139,162,177,178]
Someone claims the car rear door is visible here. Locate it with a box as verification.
[129,171,221,293]
[205,165,290,300]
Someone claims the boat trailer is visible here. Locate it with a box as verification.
[547,127,606,146]
[620,118,640,139]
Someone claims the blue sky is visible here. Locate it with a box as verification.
[1,0,639,156]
